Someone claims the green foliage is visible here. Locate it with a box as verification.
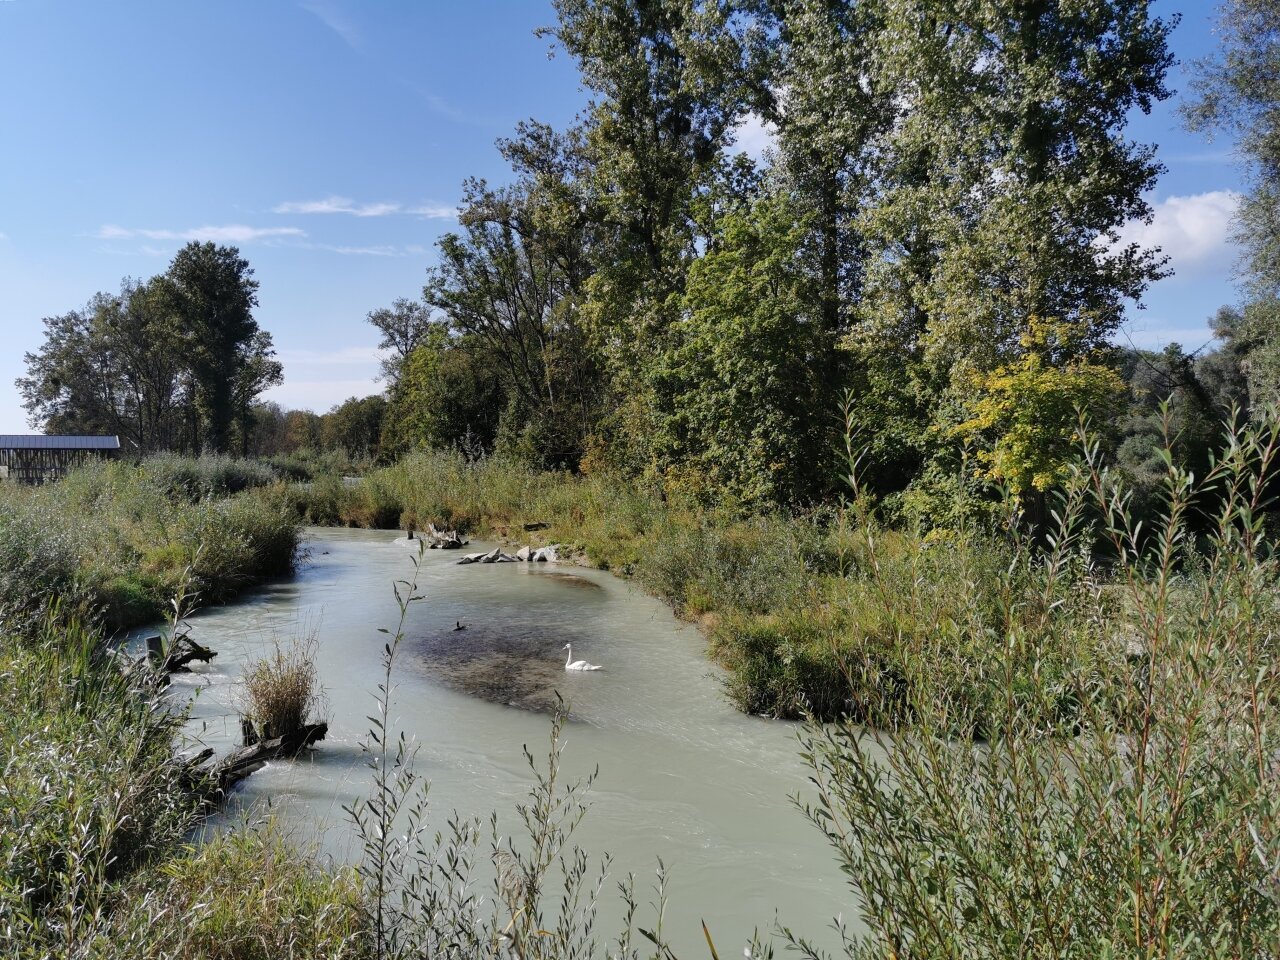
[798,413,1280,958]
[711,514,1118,732]
[547,0,758,471]
[839,0,1173,504]
[956,318,1126,493]
[423,144,602,467]
[167,242,282,454]
[321,394,388,460]
[654,194,837,504]
[380,329,505,458]
[19,244,281,455]
[0,457,299,632]
[854,0,1172,367]
[367,296,436,383]
[0,613,199,954]
[102,827,367,960]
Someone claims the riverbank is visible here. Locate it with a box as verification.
[0,456,326,956]
[0,457,299,632]
[6,438,1280,956]
[295,451,1121,733]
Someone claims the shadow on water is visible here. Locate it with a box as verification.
[522,569,604,590]
[411,620,599,713]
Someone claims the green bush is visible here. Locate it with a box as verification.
[797,416,1280,958]
[140,453,279,497]
[0,459,300,630]
[0,614,198,951]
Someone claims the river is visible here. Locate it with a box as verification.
[141,527,855,954]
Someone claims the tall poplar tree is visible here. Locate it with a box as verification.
[167,242,280,453]
[547,0,758,470]
[848,0,1174,499]
[1186,0,1280,404]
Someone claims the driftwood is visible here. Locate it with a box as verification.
[458,544,559,565]
[189,722,329,801]
[146,631,217,674]
[425,523,469,549]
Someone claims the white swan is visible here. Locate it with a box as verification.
[563,643,603,671]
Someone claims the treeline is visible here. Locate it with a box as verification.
[25,0,1279,525]
[319,0,1262,521]
[19,242,280,455]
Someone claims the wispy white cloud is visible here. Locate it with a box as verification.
[1115,190,1241,277]
[403,82,493,127]
[299,0,364,52]
[273,196,401,217]
[1162,149,1236,165]
[317,244,401,257]
[274,196,455,220]
[408,204,455,219]
[98,224,305,243]
[296,241,429,257]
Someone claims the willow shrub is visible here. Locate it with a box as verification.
[789,414,1280,958]
[712,517,1119,731]
[0,613,199,956]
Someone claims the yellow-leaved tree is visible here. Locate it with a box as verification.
[956,317,1125,493]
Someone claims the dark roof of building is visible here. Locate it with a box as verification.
[0,435,121,450]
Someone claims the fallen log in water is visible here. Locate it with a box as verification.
[145,630,217,674]
[199,722,329,800]
[425,523,469,549]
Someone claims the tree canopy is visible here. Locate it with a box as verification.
[19,243,280,455]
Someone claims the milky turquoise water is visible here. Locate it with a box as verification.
[141,527,856,954]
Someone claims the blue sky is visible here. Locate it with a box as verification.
[0,0,1246,433]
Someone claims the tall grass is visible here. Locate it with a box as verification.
[0,457,300,631]
[0,610,200,955]
[242,634,324,739]
[98,825,367,960]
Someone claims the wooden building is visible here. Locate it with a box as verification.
[0,435,122,484]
